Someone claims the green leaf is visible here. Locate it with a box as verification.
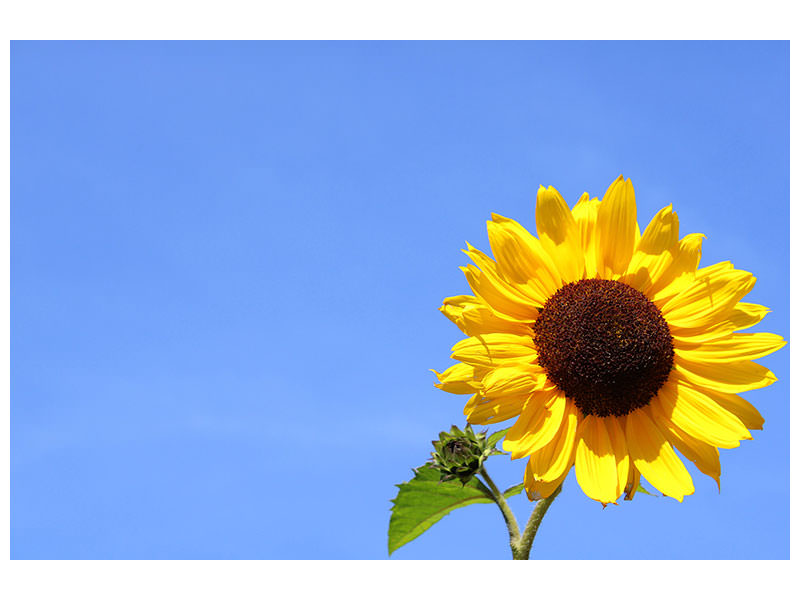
[388,465,493,555]
[502,482,525,497]
[486,427,510,449]
[388,465,524,555]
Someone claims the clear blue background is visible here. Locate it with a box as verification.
[11,41,789,559]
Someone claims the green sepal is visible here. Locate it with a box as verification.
[636,483,659,497]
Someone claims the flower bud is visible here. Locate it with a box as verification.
[429,424,501,484]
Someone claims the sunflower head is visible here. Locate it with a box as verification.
[429,424,501,484]
[434,175,785,505]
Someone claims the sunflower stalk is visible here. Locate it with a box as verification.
[515,483,562,560]
[477,467,521,553]
[480,467,561,559]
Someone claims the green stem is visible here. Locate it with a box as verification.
[477,467,521,553]
[514,484,563,560]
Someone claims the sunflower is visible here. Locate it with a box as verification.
[433,175,785,505]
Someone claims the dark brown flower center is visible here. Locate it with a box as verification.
[533,278,674,417]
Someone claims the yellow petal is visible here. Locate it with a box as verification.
[660,268,755,329]
[536,185,583,284]
[465,243,545,305]
[451,332,537,367]
[648,233,704,301]
[676,332,786,363]
[636,204,680,256]
[460,266,532,322]
[524,456,571,500]
[625,408,694,502]
[575,415,619,504]
[696,387,765,431]
[624,465,641,501]
[670,321,736,344]
[654,378,751,449]
[440,295,533,337]
[432,362,481,394]
[504,396,548,456]
[596,175,638,277]
[674,355,777,394]
[606,416,630,500]
[621,204,679,291]
[461,248,541,321]
[670,302,773,344]
[655,412,721,490]
[486,214,561,298]
[503,389,566,459]
[465,392,528,425]
[571,193,601,278]
[729,302,771,330]
[481,365,548,398]
[526,399,579,482]
[692,260,735,278]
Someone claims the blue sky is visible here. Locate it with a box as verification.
[11,41,788,559]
